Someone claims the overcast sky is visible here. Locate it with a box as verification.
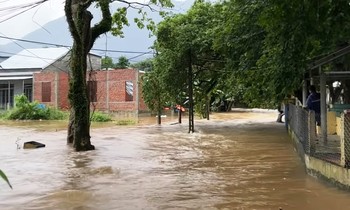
[0,0,192,62]
[0,0,65,45]
[0,0,191,45]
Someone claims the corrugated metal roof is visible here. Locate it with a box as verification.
[0,47,69,70]
[0,76,32,81]
[0,72,34,76]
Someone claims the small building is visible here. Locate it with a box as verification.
[33,68,147,114]
[0,47,147,114]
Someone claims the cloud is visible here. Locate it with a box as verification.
[0,0,192,46]
[0,0,65,45]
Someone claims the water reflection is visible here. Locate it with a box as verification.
[1,111,350,210]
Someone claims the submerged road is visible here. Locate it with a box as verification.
[0,111,350,210]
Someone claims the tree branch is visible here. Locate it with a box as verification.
[65,0,81,43]
[112,0,159,12]
[90,0,112,50]
[82,0,94,8]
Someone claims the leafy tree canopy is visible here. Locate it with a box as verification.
[130,58,154,72]
[115,56,130,69]
[153,0,350,109]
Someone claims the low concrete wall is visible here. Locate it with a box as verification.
[289,126,350,190]
[288,128,306,163]
[328,111,337,135]
[337,116,342,136]
[306,156,350,190]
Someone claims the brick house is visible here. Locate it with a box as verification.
[33,68,147,113]
[0,47,148,113]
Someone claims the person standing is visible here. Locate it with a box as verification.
[306,85,321,125]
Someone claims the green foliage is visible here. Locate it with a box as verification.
[130,58,154,72]
[215,0,350,106]
[101,56,114,69]
[153,0,350,108]
[115,119,136,125]
[141,66,171,113]
[0,169,12,189]
[111,0,173,38]
[102,56,134,70]
[90,111,112,122]
[111,7,130,38]
[115,56,130,69]
[3,95,66,120]
[154,1,226,115]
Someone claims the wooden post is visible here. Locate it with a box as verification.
[341,112,350,168]
[135,69,139,122]
[188,48,194,133]
[320,66,327,143]
[178,108,182,124]
[7,81,10,110]
[309,69,314,85]
[106,69,110,112]
[302,80,307,107]
[206,95,210,120]
[308,110,316,155]
[55,72,59,108]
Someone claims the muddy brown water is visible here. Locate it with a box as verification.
[1,111,350,210]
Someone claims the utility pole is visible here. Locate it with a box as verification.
[188,48,194,133]
[206,95,210,120]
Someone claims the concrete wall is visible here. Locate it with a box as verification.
[289,124,350,190]
[337,116,343,136]
[306,155,350,190]
[328,111,337,134]
[319,111,342,135]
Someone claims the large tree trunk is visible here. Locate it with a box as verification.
[69,42,93,151]
[65,0,111,151]
[67,107,74,144]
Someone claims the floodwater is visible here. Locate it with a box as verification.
[1,111,350,210]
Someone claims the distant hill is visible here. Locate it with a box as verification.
[0,0,193,63]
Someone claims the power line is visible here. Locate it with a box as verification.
[0,1,46,12]
[0,50,60,60]
[126,51,153,61]
[0,31,69,73]
[0,0,48,24]
[0,35,154,54]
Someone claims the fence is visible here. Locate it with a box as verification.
[287,104,347,166]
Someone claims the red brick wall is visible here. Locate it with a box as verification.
[88,71,107,110]
[33,71,56,107]
[58,72,70,109]
[34,69,149,112]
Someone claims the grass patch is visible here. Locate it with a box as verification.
[90,111,112,122]
[114,119,136,125]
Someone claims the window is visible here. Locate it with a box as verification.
[24,84,32,102]
[42,82,51,102]
[87,81,97,102]
[125,81,133,101]
[0,84,14,109]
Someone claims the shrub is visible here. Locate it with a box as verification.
[0,111,6,119]
[90,111,112,122]
[47,108,68,120]
[4,95,67,120]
